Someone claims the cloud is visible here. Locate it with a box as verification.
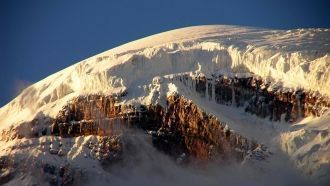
[83,131,314,186]
[12,78,32,96]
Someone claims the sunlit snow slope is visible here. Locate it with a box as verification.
[1,25,329,130]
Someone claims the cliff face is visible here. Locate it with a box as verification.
[46,94,255,162]
[3,72,328,162]
[0,75,325,185]
[50,95,161,137]
[3,73,328,185]
[177,74,329,122]
[0,93,258,164]
[157,95,251,161]
[2,73,328,163]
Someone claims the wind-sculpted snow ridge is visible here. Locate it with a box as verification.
[0,25,329,185]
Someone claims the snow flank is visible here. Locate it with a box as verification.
[0,25,329,185]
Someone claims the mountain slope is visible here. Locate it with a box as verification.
[1,25,329,130]
[0,25,330,185]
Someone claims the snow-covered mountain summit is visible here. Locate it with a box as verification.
[1,25,329,130]
[0,25,330,185]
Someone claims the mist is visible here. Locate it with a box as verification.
[12,78,32,97]
[82,131,313,186]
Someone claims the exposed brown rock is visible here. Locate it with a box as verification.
[155,95,251,161]
[1,90,265,163]
[43,93,255,161]
[191,75,329,122]
[0,156,14,185]
[87,136,122,164]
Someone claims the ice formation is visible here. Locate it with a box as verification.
[0,25,329,185]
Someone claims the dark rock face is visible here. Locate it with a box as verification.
[87,136,122,165]
[50,95,162,137]
[42,163,78,186]
[47,94,256,162]
[0,156,14,185]
[186,74,329,122]
[152,95,252,161]
[3,74,301,185]
[3,73,320,164]
[0,92,263,163]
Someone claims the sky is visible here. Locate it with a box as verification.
[0,0,329,106]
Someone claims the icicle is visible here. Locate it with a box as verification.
[231,86,235,106]
[192,76,195,91]
[297,92,303,119]
[205,79,209,100]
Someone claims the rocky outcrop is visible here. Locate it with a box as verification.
[41,163,79,186]
[0,92,268,185]
[150,95,254,161]
[0,116,52,141]
[1,92,264,164]
[44,94,258,161]
[87,135,122,165]
[176,74,329,122]
[0,156,14,185]
[49,95,161,137]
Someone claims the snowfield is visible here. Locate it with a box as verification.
[0,25,329,185]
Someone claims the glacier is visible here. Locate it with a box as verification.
[0,25,329,185]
